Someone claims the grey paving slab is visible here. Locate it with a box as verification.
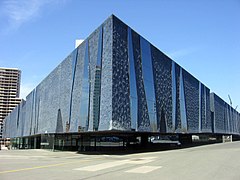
[0,142,240,180]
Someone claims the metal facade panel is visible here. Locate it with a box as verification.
[151,46,172,133]
[112,17,131,130]
[3,15,239,138]
[132,30,150,132]
[70,42,85,132]
[98,16,113,130]
[128,27,138,131]
[88,28,100,131]
[182,69,199,133]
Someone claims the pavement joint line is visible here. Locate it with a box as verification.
[125,165,162,173]
[0,157,103,174]
[73,156,157,171]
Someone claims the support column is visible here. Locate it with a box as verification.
[179,134,192,145]
[140,134,149,148]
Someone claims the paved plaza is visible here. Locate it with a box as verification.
[0,141,240,180]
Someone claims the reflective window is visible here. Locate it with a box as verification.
[128,27,137,130]
[199,82,202,132]
[79,40,90,131]
[93,26,103,130]
[131,30,150,131]
[180,67,187,131]
[140,37,157,131]
[172,61,176,131]
[69,48,78,128]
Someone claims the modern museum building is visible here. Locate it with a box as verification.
[3,15,240,151]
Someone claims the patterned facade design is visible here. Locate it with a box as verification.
[88,28,100,131]
[98,17,113,130]
[210,93,240,134]
[112,17,131,130]
[182,70,200,133]
[3,15,240,139]
[69,45,85,132]
[151,46,172,133]
[131,30,151,132]
[200,84,212,132]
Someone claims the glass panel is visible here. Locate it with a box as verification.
[199,82,202,132]
[140,37,157,132]
[93,26,103,130]
[69,48,78,129]
[180,67,187,131]
[128,27,137,130]
[79,40,90,131]
[172,61,176,131]
[88,27,102,131]
[131,30,150,131]
[93,66,101,131]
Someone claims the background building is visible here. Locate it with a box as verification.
[2,15,240,150]
[0,67,21,146]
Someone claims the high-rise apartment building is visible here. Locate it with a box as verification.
[0,67,21,145]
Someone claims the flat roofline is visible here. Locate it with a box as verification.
[0,67,20,70]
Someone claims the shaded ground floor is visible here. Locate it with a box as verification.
[7,131,240,152]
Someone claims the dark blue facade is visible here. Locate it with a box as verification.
[210,93,240,134]
[3,15,240,139]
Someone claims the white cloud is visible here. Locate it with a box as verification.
[1,0,66,29]
[2,0,47,28]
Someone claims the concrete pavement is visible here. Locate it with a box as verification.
[0,141,240,180]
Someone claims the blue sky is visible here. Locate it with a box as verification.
[0,0,239,109]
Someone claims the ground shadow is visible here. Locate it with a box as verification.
[76,141,222,156]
